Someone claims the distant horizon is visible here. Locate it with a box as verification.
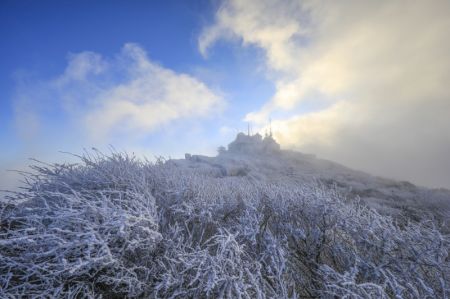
[4,131,448,192]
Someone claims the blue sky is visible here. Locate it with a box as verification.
[2,0,450,189]
[0,0,274,189]
[0,0,271,138]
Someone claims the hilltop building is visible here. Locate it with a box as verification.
[227,132,280,154]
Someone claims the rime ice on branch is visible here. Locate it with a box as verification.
[0,148,448,298]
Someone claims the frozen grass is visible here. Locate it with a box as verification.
[1,151,448,298]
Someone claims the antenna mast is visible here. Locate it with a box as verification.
[269,118,272,137]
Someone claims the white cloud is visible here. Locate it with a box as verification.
[62,51,107,81]
[83,44,224,139]
[14,43,224,142]
[201,0,450,188]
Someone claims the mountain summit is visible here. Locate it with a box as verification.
[183,133,450,227]
[227,132,280,153]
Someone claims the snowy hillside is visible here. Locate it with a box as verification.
[182,133,450,231]
[1,135,449,298]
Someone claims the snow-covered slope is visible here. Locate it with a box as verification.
[1,136,449,298]
[180,134,450,229]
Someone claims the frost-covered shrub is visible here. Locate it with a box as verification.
[0,152,161,298]
[1,151,449,298]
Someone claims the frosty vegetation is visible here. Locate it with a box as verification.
[0,147,449,298]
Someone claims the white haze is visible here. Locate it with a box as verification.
[200,0,450,189]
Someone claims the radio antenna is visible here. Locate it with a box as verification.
[269,118,272,137]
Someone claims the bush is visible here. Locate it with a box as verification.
[1,151,448,298]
